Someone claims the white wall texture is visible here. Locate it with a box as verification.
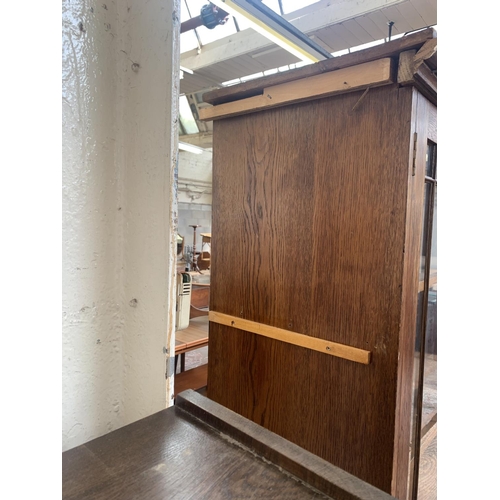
[178,149,213,206]
[177,149,213,252]
[62,0,180,451]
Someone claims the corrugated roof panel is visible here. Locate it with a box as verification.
[329,22,364,47]
[310,25,353,53]
[379,5,415,34]
[248,47,300,70]
[308,34,334,53]
[366,9,395,37]
[180,72,221,95]
[410,0,436,26]
[396,1,428,29]
[341,19,374,46]
[354,15,388,41]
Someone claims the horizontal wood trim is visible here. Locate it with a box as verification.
[174,364,208,397]
[209,311,371,365]
[199,58,393,121]
[414,64,437,105]
[176,390,396,500]
[203,28,436,106]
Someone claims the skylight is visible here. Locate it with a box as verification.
[180,0,321,54]
[179,95,199,135]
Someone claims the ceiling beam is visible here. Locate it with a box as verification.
[179,132,214,149]
[186,93,209,133]
[180,0,408,71]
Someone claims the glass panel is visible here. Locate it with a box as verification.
[179,96,199,135]
[262,0,282,15]
[421,283,437,435]
[408,178,437,499]
[426,141,437,178]
[416,282,437,498]
[181,30,200,53]
[419,183,432,282]
[283,0,318,15]
[409,290,424,451]
[198,16,238,45]
[430,189,437,278]
[407,181,430,494]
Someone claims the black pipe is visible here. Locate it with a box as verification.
[387,21,395,41]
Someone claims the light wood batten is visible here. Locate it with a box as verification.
[199,58,393,121]
[209,311,372,365]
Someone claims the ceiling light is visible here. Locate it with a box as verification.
[179,142,204,154]
[209,0,331,64]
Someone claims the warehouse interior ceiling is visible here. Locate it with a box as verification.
[178,0,437,149]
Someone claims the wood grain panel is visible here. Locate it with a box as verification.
[208,84,415,493]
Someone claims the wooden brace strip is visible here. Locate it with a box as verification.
[209,311,371,365]
[199,58,393,121]
[397,44,437,86]
[413,38,437,71]
[398,49,437,104]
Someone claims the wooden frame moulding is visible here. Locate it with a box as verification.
[209,311,371,365]
[203,27,436,106]
[397,39,437,105]
[199,58,394,121]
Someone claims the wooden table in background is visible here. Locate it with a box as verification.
[174,316,209,396]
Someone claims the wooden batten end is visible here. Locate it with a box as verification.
[209,311,372,365]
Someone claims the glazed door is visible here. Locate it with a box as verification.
[408,130,437,499]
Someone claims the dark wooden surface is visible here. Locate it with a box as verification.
[62,390,396,500]
[176,390,396,500]
[208,84,417,494]
[203,28,436,106]
[191,286,210,309]
[174,363,208,397]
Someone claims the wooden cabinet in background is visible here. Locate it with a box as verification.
[201,29,437,500]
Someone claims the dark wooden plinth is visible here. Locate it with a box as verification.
[62,390,395,500]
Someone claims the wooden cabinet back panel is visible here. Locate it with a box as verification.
[208,85,414,493]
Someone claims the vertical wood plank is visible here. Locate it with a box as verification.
[391,91,437,499]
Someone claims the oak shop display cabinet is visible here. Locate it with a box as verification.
[200,28,437,500]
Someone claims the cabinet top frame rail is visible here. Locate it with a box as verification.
[202,28,437,106]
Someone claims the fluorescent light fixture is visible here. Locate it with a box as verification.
[179,141,204,154]
[210,0,331,64]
